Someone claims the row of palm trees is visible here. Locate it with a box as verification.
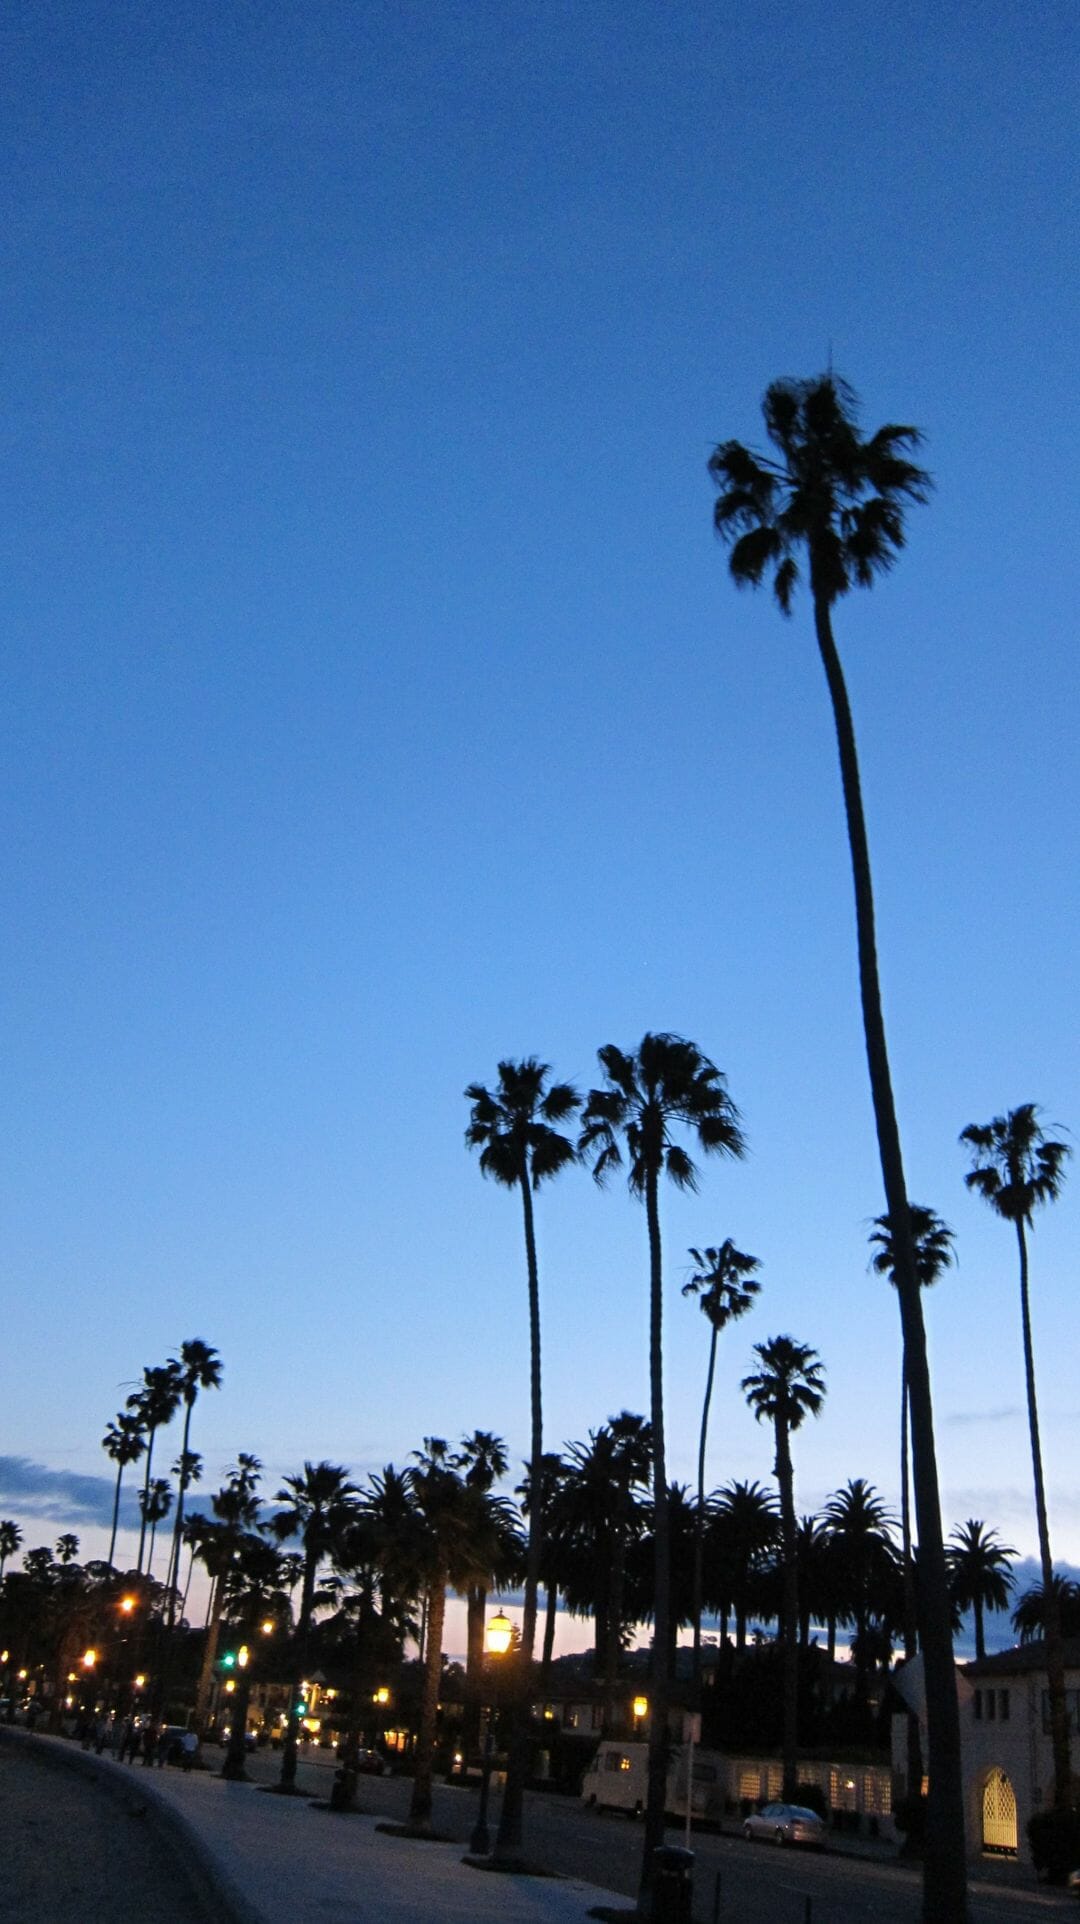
[459,374,1070,1918]
[99,1341,223,1595]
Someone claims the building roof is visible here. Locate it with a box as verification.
[963,1638,1080,1678]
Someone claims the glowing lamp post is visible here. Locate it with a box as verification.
[470,1611,513,1856]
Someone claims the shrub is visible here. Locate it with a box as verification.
[1028,1806,1080,1883]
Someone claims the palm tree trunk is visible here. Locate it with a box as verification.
[900,1362,924,1802]
[540,1583,558,1694]
[1016,1217,1071,1802]
[107,1463,124,1571]
[692,1327,719,1696]
[774,1418,799,1801]
[165,1402,194,1629]
[136,1430,155,1575]
[280,1556,315,1791]
[638,1166,670,1913]
[194,1579,227,1730]
[603,1485,631,1736]
[464,1582,486,1759]
[493,1161,543,1865]
[813,591,967,1923]
[409,1577,446,1830]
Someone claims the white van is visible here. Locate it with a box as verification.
[580,1740,650,1816]
[582,1739,729,1824]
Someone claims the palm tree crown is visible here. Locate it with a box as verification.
[742,1336,826,1441]
[947,1521,1016,1662]
[709,374,930,614]
[960,1104,1070,1224]
[465,1058,580,1189]
[580,1034,744,1197]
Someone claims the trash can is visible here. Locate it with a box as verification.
[651,1844,695,1923]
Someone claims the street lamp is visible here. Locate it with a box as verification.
[470,1611,513,1856]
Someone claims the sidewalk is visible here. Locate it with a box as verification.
[0,1731,629,1924]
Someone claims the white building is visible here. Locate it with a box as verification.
[895,1640,1080,1864]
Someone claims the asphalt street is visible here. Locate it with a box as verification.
[233,1744,1076,1924]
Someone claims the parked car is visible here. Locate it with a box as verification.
[743,1802,827,1849]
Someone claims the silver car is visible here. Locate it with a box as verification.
[743,1802,827,1849]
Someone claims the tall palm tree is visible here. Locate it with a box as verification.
[868,1207,955,1646]
[163,1340,222,1627]
[465,1057,579,1864]
[269,1461,361,1791]
[454,1432,510,1702]
[742,1336,826,1801]
[947,1521,1017,1661]
[54,1533,80,1565]
[960,1103,1072,1802]
[219,1532,293,1781]
[192,1455,264,1728]
[101,1413,146,1571]
[126,1363,181,1575]
[517,1451,573,1692]
[710,375,968,1922]
[581,1033,744,1903]
[373,1441,495,1833]
[0,1520,22,1580]
[682,1241,761,1687]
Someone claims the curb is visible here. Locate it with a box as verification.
[0,1727,265,1924]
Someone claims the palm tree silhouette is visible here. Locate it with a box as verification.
[710,375,967,1920]
[581,1033,744,1900]
[163,1340,223,1628]
[270,1460,361,1791]
[140,1477,173,1576]
[682,1241,760,1687]
[192,1455,263,1729]
[0,1520,22,1579]
[1013,1575,1080,1643]
[373,1441,497,1832]
[743,1335,825,1799]
[708,1479,780,1652]
[101,1412,146,1571]
[126,1363,181,1574]
[822,1480,898,1714]
[947,1521,1016,1661]
[868,1206,955,1649]
[960,1102,1072,1801]
[453,1431,512,1758]
[465,1057,579,1863]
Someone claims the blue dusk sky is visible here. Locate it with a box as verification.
[2,2,1078,1648]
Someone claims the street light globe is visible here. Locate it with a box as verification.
[632,1695,648,1721]
[373,1686,390,1705]
[82,1649,98,1669]
[485,1611,513,1657]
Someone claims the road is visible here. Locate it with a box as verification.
[235,1743,1075,1924]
